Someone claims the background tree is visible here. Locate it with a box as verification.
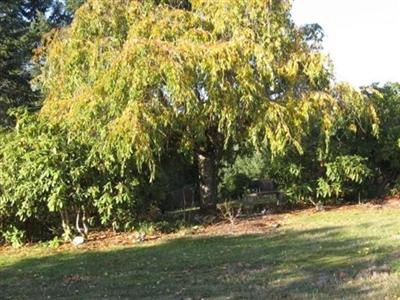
[219,83,379,205]
[0,0,84,128]
[360,83,400,195]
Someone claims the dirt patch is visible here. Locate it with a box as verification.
[303,196,400,213]
[197,214,286,236]
[0,214,288,254]
[2,197,400,253]
[68,213,287,250]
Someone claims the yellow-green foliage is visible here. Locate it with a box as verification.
[38,0,338,177]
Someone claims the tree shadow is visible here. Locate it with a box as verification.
[1,225,398,299]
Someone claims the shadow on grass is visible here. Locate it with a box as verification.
[0,226,397,299]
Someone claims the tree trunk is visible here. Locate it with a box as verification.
[198,152,218,210]
[60,209,72,241]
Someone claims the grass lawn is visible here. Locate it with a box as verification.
[2,204,400,299]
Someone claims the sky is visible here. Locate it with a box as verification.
[291,0,400,87]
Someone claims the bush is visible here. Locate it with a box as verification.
[0,111,146,241]
[1,226,25,248]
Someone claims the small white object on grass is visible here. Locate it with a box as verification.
[135,232,146,243]
[72,236,85,246]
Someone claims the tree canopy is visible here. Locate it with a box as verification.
[39,0,337,204]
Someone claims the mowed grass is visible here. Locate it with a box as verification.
[2,206,400,299]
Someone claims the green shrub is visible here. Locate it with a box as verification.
[1,226,25,248]
[0,110,146,241]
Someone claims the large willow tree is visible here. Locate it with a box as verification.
[38,0,335,206]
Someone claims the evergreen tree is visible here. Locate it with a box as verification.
[0,0,84,127]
